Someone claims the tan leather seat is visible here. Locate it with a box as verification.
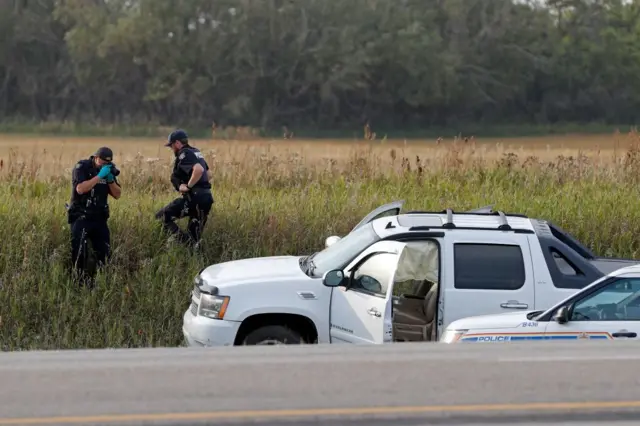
[423,284,438,341]
[391,279,438,342]
[411,279,431,298]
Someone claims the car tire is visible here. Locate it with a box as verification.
[242,325,305,345]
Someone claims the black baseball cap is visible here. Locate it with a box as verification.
[95,147,113,162]
[165,129,188,146]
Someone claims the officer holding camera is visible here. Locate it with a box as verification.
[155,129,214,248]
[67,147,122,287]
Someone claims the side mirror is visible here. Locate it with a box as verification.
[323,269,346,287]
[325,235,341,248]
[554,305,569,324]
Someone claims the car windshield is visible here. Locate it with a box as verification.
[531,275,627,321]
[575,279,640,308]
[300,222,380,278]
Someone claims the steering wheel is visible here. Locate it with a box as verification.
[571,310,591,321]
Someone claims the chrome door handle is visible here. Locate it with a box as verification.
[500,301,529,309]
[367,307,381,317]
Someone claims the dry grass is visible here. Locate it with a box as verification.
[0,132,633,180]
[2,130,640,350]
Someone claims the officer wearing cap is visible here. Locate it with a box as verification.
[67,147,122,287]
[155,129,214,248]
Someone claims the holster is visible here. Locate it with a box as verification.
[67,207,83,224]
[171,175,181,191]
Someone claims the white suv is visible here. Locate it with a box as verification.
[182,201,639,346]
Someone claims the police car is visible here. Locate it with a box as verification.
[440,264,640,343]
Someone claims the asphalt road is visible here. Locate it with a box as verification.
[3,341,640,425]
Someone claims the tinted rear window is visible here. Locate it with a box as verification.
[454,243,526,290]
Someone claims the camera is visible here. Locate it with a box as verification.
[107,162,120,177]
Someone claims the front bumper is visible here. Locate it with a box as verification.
[182,308,241,347]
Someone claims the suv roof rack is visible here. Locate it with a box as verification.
[496,210,512,230]
[443,208,455,228]
[404,207,531,233]
[405,207,528,219]
[466,204,495,213]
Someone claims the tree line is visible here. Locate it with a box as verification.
[1,0,639,134]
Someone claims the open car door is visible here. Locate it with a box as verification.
[385,241,441,343]
[328,240,406,344]
[350,200,405,233]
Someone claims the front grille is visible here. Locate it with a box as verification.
[190,301,198,316]
[193,285,201,299]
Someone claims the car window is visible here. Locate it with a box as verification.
[352,252,399,296]
[453,243,525,290]
[309,222,380,278]
[551,249,580,276]
[571,278,640,321]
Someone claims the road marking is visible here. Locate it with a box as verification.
[2,400,640,424]
[497,355,640,362]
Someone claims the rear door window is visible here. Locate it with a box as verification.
[454,243,526,290]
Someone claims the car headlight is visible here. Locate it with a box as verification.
[440,329,468,343]
[198,295,230,320]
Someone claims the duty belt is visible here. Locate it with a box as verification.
[189,188,211,195]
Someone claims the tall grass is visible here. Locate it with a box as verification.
[3,132,640,350]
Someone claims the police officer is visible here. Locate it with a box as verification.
[67,147,122,287]
[155,129,214,248]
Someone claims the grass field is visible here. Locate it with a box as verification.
[2,131,640,350]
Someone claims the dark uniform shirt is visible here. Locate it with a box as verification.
[68,157,112,222]
[171,146,211,191]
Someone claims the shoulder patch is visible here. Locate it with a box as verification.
[75,163,82,169]
[179,153,186,160]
